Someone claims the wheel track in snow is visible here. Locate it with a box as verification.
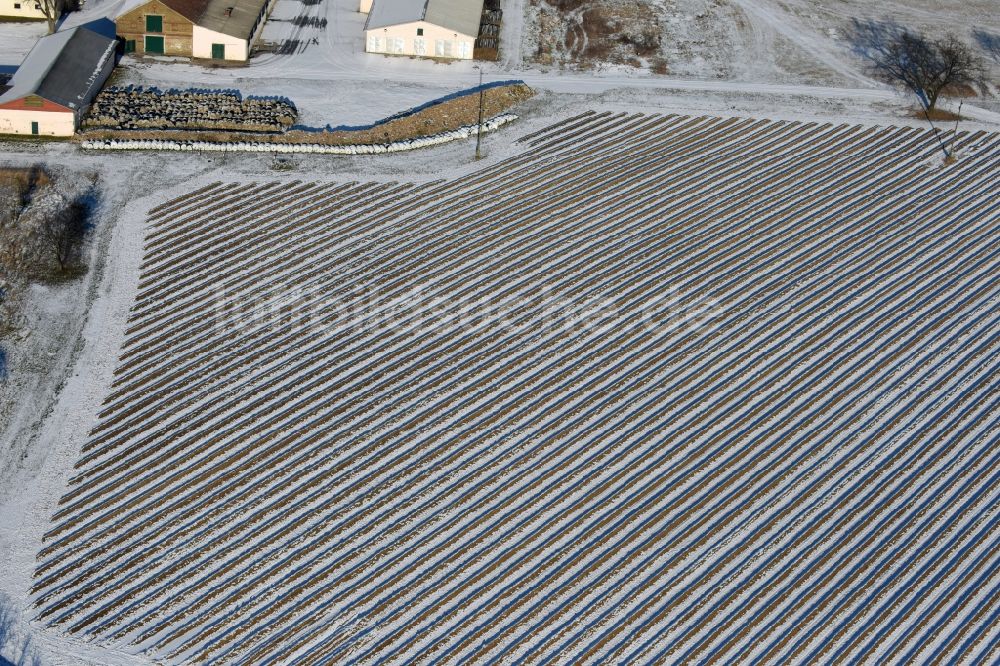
[37,118,900,600]
[282,130,1000,660]
[43,147,996,632]
[188,145,992,660]
[314,135,1000,660]
[31,112,1000,664]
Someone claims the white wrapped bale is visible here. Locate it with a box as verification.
[80,114,520,155]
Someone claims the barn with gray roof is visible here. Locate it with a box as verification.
[0,20,118,136]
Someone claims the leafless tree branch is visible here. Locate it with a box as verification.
[848,19,985,111]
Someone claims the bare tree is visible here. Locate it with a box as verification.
[0,165,47,224]
[0,279,18,339]
[973,29,1000,62]
[0,187,19,227]
[35,0,81,33]
[39,199,89,274]
[36,0,62,33]
[848,20,985,111]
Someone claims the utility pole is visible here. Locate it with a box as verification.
[921,107,950,159]
[475,65,484,160]
[949,101,963,158]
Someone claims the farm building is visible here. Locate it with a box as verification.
[362,0,482,60]
[115,0,275,61]
[0,20,117,136]
[0,0,59,21]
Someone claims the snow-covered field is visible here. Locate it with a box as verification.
[0,0,999,661]
[521,0,1000,88]
[18,112,1000,664]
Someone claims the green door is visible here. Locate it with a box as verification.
[145,35,164,53]
[30,121,39,135]
[211,43,225,59]
[125,39,136,53]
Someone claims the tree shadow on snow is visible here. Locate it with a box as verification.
[0,593,41,666]
[972,29,1000,62]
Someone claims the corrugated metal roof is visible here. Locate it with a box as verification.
[365,0,482,38]
[0,21,117,109]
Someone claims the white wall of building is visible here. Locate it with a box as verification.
[192,25,249,60]
[0,109,75,136]
[365,20,474,59]
[0,0,48,20]
[358,0,372,13]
